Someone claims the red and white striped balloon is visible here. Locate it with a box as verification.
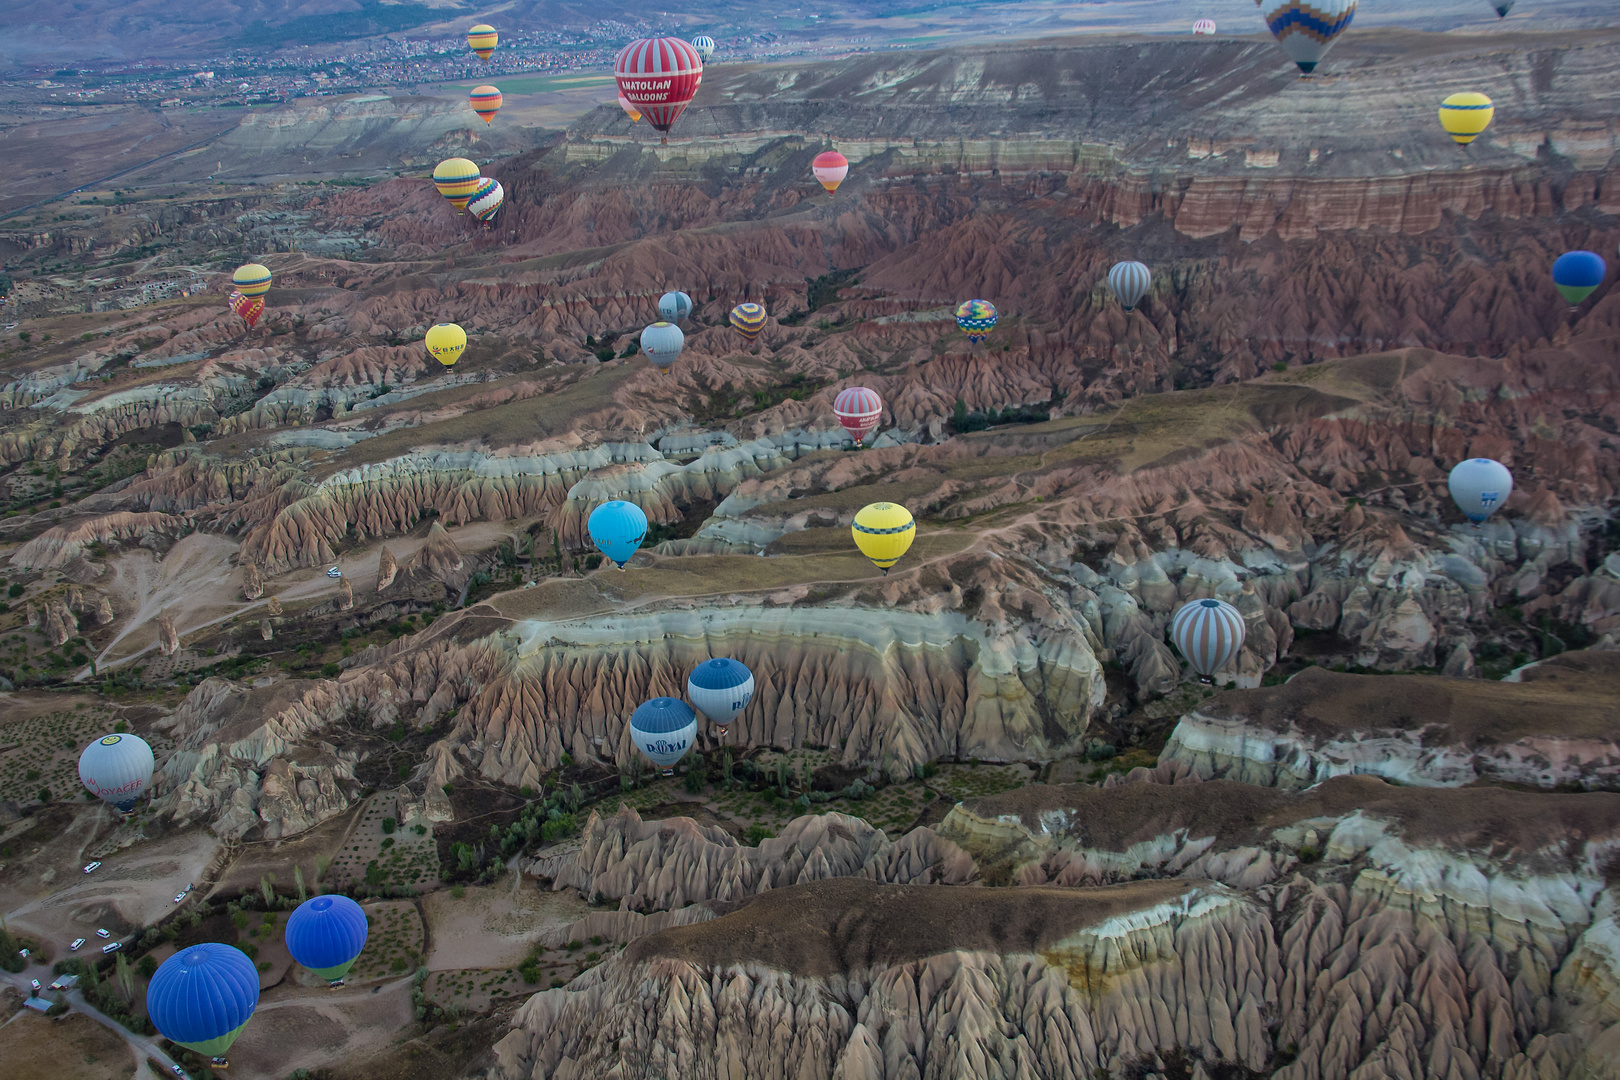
[1170,598,1247,681]
[614,37,704,133]
[834,386,883,446]
[1193,18,1217,34]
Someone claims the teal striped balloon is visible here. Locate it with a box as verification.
[1170,598,1247,681]
[1107,261,1152,312]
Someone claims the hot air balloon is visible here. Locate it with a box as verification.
[1491,1,1514,16]
[1552,251,1607,306]
[1170,598,1248,682]
[812,150,849,194]
[78,733,155,813]
[230,291,265,330]
[1259,0,1356,76]
[469,85,503,124]
[687,658,754,728]
[658,290,693,323]
[1449,458,1513,524]
[614,37,704,135]
[588,500,648,569]
[640,321,685,374]
[617,94,642,123]
[232,263,271,297]
[954,299,998,343]
[852,502,915,575]
[467,24,498,61]
[834,386,884,446]
[691,36,716,61]
[729,302,767,342]
[433,157,482,214]
[285,895,368,987]
[1193,18,1217,34]
[467,177,504,223]
[1439,92,1494,146]
[630,697,697,770]
[147,944,260,1068]
[424,323,466,369]
[1107,261,1152,311]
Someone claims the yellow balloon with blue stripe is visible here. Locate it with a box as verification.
[232,263,271,297]
[852,502,915,575]
[1439,92,1494,145]
[467,24,498,61]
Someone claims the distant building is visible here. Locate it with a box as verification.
[160,98,181,108]
[48,974,79,991]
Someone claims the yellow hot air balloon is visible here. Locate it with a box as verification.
[852,502,915,575]
[424,323,467,369]
[467,24,498,62]
[1439,92,1494,146]
[232,263,272,297]
[469,85,503,125]
[432,157,482,214]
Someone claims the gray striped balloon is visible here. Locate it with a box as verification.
[1170,598,1247,680]
[1107,260,1152,311]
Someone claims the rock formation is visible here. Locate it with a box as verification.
[259,619,273,642]
[95,594,114,625]
[8,512,185,570]
[42,599,75,647]
[241,561,264,601]
[266,595,282,616]
[24,601,39,628]
[337,575,353,611]
[409,520,468,589]
[376,544,398,592]
[154,610,179,656]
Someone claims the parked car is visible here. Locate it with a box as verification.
[82,861,101,874]
[174,889,188,903]
[70,938,86,951]
[326,566,342,578]
[171,1066,187,1078]
[95,928,110,939]
[101,941,122,954]
[29,979,40,994]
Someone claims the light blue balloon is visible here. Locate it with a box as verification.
[588,500,649,569]
[630,697,697,768]
[658,291,693,323]
[687,658,754,727]
[1449,458,1513,523]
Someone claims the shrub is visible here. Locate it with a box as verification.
[745,824,774,846]
[381,817,395,835]
[541,813,577,843]
[321,662,341,678]
[1086,743,1117,762]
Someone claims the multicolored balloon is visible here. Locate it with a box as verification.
[424,323,466,368]
[640,321,685,374]
[614,37,704,134]
[467,177,504,222]
[1170,598,1247,681]
[630,697,697,769]
[812,150,849,194]
[658,290,693,323]
[852,502,915,575]
[1193,18,1217,34]
[467,24,498,62]
[230,291,265,330]
[1439,92,1494,146]
[687,658,753,728]
[588,500,648,569]
[1259,0,1356,76]
[690,35,716,61]
[78,733,155,813]
[729,302,767,342]
[833,386,884,446]
[469,85,503,124]
[954,299,997,343]
[433,157,481,213]
[147,944,260,1067]
[285,895,368,986]
[232,263,271,297]
[1552,251,1607,305]
[1449,458,1513,524]
[617,94,642,123]
[1107,261,1152,311]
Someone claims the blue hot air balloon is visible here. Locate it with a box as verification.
[78,733,155,813]
[1449,458,1513,524]
[686,658,754,728]
[1552,251,1607,306]
[285,895,369,986]
[1260,0,1356,76]
[147,943,261,1067]
[658,290,693,323]
[1107,261,1152,312]
[630,697,697,769]
[588,500,649,569]
[640,321,686,375]
[1170,598,1248,683]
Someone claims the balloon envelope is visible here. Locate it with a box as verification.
[1449,458,1513,523]
[630,697,697,768]
[1107,261,1152,311]
[615,37,704,133]
[230,291,264,330]
[834,386,883,445]
[468,177,504,222]
[658,291,693,322]
[1552,251,1607,305]
[232,263,271,297]
[691,35,716,60]
[1492,1,1514,15]
[469,85,503,123]
[1260,0,1356,75]
[954,299,997,342]
[78,733,154,812]
[285,895,369,981]
[687,659,754,727]
[1439,92,1494,145]
[1170,598,1247,679]
[588,500,649,568]
[640,321,685,374]
[425,323,467,368]
[812,150,849,194]
[467,24,498,61]
[729,302,767,341]
[617,94,642,122]
[147,944,260,1058]
[852,502,915,574]
[433,157,482,212]
[1193,18,1217,33]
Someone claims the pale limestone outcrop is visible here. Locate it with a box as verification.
[155,610,179,656]
[241,561,264,600]
[376,544,398,591]
[9,511,185,570]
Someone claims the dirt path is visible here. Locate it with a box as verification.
[0,971,186,1078]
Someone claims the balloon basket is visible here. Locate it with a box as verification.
[661,768,675,778]
[328,980,345,989]
[210,1058,230,1069]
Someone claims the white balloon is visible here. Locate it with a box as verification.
[1448,458,1513,523]
[79,733,155,812]
[630,698,697,768]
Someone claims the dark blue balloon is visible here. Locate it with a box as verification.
[1553,250,1607,288]
[146,943,260,1053]
[588,500,649,568]
[285,894,369,976]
